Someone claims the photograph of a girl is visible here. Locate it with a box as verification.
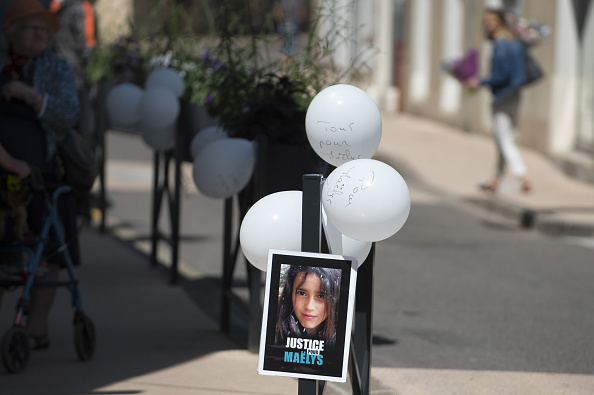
[274,264,341,347]
[259,251,356,381]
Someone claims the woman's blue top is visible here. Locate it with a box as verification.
[480,38,526,104]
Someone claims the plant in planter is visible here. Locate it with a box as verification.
[175,0,375,144]
[171,0,377,193]
[92,0,376,187]
[222,72,309,146]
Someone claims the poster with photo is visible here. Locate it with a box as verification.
[257,250,357,382]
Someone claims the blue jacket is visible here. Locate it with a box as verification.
[34,50,80,135]
[1,49,79,160]
[480,38,526,103]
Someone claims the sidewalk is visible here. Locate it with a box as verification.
[1,112,593,394]
[0,227,302,395]
[378,113,594,237]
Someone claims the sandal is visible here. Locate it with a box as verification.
[478,181,497,194]
[521,180,533,194]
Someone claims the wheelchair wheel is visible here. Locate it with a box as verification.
[1,327,31,373]
[74,312,96,361]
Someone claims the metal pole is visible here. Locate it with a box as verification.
[299,174,326,395]
[246,140,268,352]
[220,197,233,332]
[150,151,162,267]
[169,124,184,285]
[353,244,374,395]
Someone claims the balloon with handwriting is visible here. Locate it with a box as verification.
[190,126,228,159]
[322,159,410,242]
[305,84,382,167]
[192,138,255,199]
[240,191,302,271]
[106,83,143,130]
[139,86,180,130]
[322,207,372,266]
[140,122,175,150]
[145,68,185,98]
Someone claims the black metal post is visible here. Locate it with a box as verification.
[219,139,265,346]
[94,78,110,234]
[243,139,270,352]
[301,175,322,254]
[351,244,374,395]
[150,151,162,268]
[169,125,185,285]
[299,174,326,395]
[97,106,107,234]
[220,197,233,332]
[246,256,261,353]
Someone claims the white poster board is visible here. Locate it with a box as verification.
[257,249,357,382]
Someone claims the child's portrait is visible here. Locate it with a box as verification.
[258,250,357,382]
[275,264,341,347]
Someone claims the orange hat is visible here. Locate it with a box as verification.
[4,0,60,34]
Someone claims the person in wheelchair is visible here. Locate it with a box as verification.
[0,0,81,350]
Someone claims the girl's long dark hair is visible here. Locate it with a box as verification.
[484,7,514,41]
[274,265,341,345]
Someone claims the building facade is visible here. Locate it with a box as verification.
[87,0,593,181]
[401,0,594,182]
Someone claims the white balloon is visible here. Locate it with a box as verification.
[140,122,176,150]
[240,191,303,271]
[322,159,410,242]
[322,208,372,267]
[106,83,143,129]
[190,126,228,159]
[305,84,382,167]
[139,87,180,129]
[145,68,185,97]
[192,138,255,199]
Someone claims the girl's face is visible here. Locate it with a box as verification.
[292,272,328,334]
[483,12,502,38]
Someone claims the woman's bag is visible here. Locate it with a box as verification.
[55,131,98,193]
[524,51,543,86]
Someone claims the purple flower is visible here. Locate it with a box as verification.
[201,49,211,62]
[212,60,222,73]
[205,95,214,104]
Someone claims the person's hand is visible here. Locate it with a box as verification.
[13,159,32,179]
[1,80,37,105]
[464,77,480,89]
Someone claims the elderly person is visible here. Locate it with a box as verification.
[0,0,81,349]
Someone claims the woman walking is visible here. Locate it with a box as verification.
[465,8,533,194]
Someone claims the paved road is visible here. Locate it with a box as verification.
[372,181,594,375]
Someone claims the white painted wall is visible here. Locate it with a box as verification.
[484,0,504,8]
[402,0,592,172]
[439,0,464,114]
[409,0,432,102]
[550,0,580,155]
[577,1,594,150]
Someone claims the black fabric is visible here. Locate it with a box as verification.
[0,71,80,266]
[0,176,81,267]
[54,129,98,193]
[524,51,544,86]
[0,71,55,172]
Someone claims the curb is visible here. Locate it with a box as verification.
[377,152,594,238]
[466,196,594,237]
